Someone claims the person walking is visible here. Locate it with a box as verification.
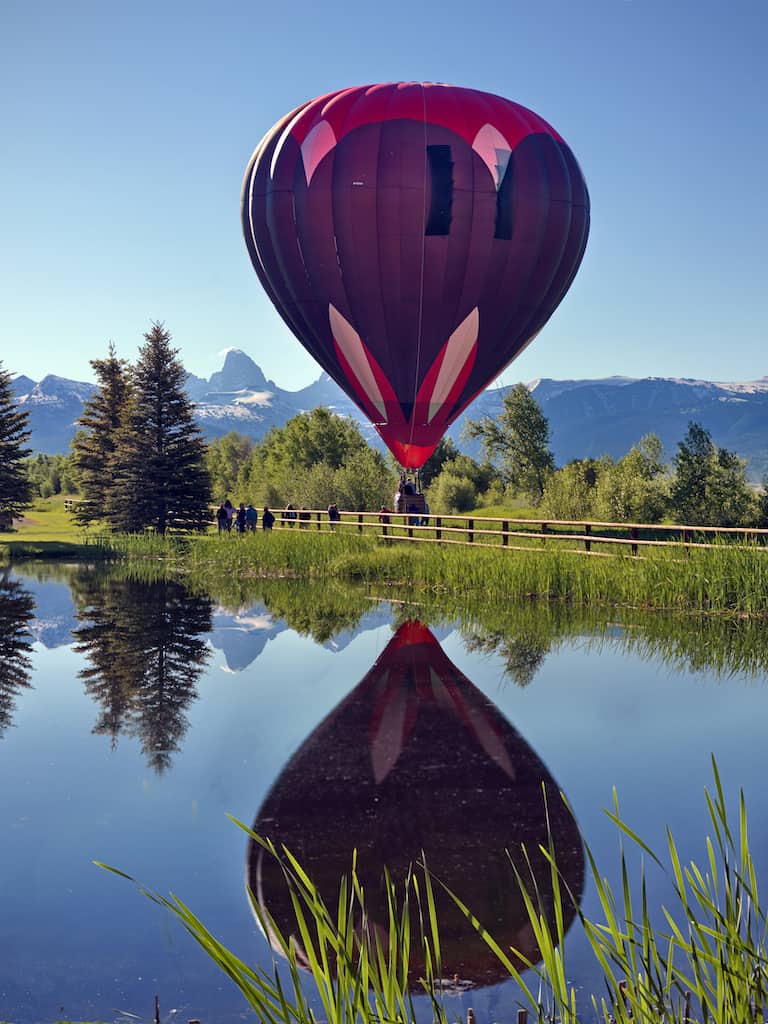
[262,506,275,530]
[224,498,234,532]
[246,503,258,531]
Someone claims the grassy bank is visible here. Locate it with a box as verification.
[5,499,768,617]
[112,529,768,617]
[0,495,113,560]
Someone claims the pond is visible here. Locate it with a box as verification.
[2,563,768,1023]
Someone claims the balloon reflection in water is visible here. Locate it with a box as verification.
[249,621,584,988]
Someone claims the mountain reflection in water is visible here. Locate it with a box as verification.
[249,620,584,989]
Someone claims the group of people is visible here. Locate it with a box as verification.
[216,492,429,535]
[216,499,275,534]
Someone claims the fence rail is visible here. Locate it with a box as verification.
[265,508,768,556]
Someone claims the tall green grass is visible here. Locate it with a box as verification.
[170,531,768,617]
[99,760,768,1024]
[9,509,768,616]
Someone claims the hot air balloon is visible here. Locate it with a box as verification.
[241,82,589,469]
[248,621,584,987]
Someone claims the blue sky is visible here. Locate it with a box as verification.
[2,0,766,390]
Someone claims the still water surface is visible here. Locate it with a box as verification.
[2,564,768,1023]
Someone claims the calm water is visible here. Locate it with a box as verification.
[2,564,768,1023]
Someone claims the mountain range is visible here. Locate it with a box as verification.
[11,351,768,480]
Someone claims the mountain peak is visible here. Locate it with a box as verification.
[209,350,268,393]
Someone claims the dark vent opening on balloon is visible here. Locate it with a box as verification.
[425,145,453,236]
[494,156,514,240]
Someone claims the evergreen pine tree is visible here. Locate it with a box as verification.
[109,322,212,534]
[70,343,131,526]
[0,363,33,522]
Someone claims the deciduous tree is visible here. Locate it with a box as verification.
[464,384,554,504]
[593,434,668,523]
[669,421,755,526]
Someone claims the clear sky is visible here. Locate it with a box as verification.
[2,0,767,390]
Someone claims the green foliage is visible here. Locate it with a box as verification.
[218,411,397,511]
[464,383,554,503]
[0,362,32,520]
[541,458,605,520]
[417,436,459,488]
[426,454,499,513]
[25,453,77,498]
[427,470,478,513]
[262,407,369,475]
[593,434,669,523]
[669,421,756,527]
[70,343,131,526]
[757,479,768,528]
[173,528,768,617]
[107,323,213,534]
[333,448,393,511]
[205,431,256,501]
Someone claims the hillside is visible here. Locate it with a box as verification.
[11,352,768,479]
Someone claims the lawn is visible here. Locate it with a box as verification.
[0,495,104,558]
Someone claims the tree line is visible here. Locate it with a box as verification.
[1,337,767,533]
[463,384,768,527]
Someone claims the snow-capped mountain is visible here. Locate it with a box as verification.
[11,353,768,479]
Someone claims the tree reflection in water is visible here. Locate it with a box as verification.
[71,572,213,773]
[0,573,34,739]
[249,620,584,989]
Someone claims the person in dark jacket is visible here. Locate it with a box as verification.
[235,503,247,534]
[262,507,275,530]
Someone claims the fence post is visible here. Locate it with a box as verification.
[541,522,548,545]
[436,516,442,541]
[468,518,474,543]
[316,511,321,531]
[502,520,509,547]
[406,515,413,539]
[630,525,638,556]
[585,522,592,553]
[358,513,363,534]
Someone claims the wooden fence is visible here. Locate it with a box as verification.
[266,508,768,556]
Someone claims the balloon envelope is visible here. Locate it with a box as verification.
[242,82,589,468]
